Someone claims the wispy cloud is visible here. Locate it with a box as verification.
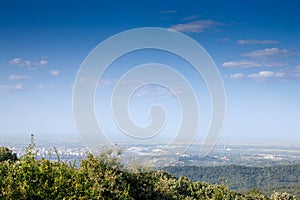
[293,65,300,77]
[8,57,48,69]
[8,58,34,67]
[0,84,23,91]
[9,57,34,67]
[8,58,22,65]
[222,60,263,68]
[159,10,177,14]
[168,20,222,33]
[229,66,300,80]
[9,74,28,80]
[39,59,48,65]
[247,71,284,79]
[37,84,45,89]
[237,39,278,45]
[242,48,293,58]
[133,84,186,98]
[182,15,200,21]
[222,60,285,68]
[50,70,59,76]
[222,48,298,69]
[229,73,244,79]
[283,65,300,78]
[100,78,117,86]
[217,38,230,42]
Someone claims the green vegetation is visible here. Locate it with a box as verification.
[0,137,298,199]
[163,164,300,198]
[0,147,17,162]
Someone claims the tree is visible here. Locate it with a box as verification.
[0,147,17,162]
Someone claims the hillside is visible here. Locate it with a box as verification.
[163,164,300,198]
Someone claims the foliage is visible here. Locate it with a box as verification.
[163,164,300,198]
[0,139,298,199]
[0,147,17,162]
[271,192,298,200]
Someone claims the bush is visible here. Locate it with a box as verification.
[0,147,17,162]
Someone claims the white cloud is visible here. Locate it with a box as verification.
[222,60,286,68]
[229,66,300,80]
[247,71,284,79]
[0,84,23,91]
[242,48,292,58]
[223,48,297,69]
[37,84,45,89]
[27,66,39,70]
[222,60,262,68]
[168,20,222,33]
[134,85,174,98]
[286,65,300,77]
[23,60,32,67]
[8,58,33,67]
[0,85,10,90]
[13,84,23,90]
[9,74,28,80]
[182,15,200,21]
[159,10,177,14]
[218,38,230,42]
[39,59,48,65]
[8,57,48,68]
[237,39,278,45]
[100,78,117,86]
[229,73,244,79]
[50,70,59,76]
[8,58,22,65]
[294,68,300,77]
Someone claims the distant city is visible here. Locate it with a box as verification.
[2,137,300,168]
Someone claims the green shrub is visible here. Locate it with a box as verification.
[0,147,17,162]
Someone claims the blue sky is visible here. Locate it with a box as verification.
[1,0,300,144]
